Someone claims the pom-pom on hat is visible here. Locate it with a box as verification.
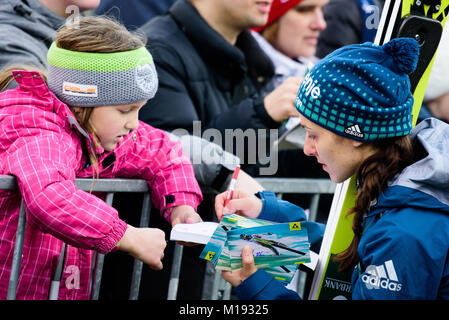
[295,38,419,142]
[253,0,303,32]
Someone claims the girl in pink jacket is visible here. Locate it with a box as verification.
[0,16,202,299]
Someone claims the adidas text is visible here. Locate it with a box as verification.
[361,275,402,292]
[344,124,364,139]
[361,260,403,292]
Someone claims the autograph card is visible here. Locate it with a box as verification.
[227,221,310,270]
[199,225,228,269]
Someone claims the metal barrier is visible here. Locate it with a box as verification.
[1,175,150,300]
[0,175,335,300]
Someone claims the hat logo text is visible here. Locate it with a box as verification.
[301,73,321,99]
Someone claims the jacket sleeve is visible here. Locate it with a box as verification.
[257,191,326,247]
[117,122,203,220]
[139,41,279,133]
[234,269,301,300]
[0,24,49,70]
[6,134,127,254]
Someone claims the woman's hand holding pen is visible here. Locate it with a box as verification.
[214,183,263,287]
[215,189,263,221]
[215,192,262,287]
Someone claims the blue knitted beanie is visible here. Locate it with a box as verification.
[295,38,419,142]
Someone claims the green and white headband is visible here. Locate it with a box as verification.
[47,42,158,107]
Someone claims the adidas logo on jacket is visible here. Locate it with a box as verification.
[361,260,402,292]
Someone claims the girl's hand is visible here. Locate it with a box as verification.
[215,189,263,221]
[170,205,203,246]
[170,205,202,227]
[222,246,258,287]
[119,225,166,270]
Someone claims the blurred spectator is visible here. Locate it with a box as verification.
[250,0,329,180]
[419,25,449,124]
[252,0,328,84]
[316,0,385,58]
[0,0,100,70]
[94,0,175,30]
[139,0,302,177]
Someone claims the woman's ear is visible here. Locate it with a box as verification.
[351,140,364,148]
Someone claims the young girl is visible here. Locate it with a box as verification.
[0,16,202,300]
[215,38,449,299]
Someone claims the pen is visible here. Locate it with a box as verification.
[223,165,240,209]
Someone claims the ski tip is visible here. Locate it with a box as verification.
[383,38,419,75]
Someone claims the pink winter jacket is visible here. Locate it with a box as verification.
[0,71,202,299]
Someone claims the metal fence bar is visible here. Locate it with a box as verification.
[308,194,321,222]
[129,192,152,300]
[210,270,223,300]
[6,199,26,300]
[90,192,115,300]
[167,243,184,300]
[255,178,336,194]
[49,243,66,300]
[74,178,149,193]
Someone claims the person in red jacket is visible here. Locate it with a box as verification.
[0,16,202,299]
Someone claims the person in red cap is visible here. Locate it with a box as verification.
[253,0,329,85]
[251,0,330,183]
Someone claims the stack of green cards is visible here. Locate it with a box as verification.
[199,214,311,285]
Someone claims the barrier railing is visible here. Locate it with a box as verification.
[0,175,335,300]
[1,175,150,300]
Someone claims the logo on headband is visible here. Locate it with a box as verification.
[135,57,158,96]
[63,81,98,97]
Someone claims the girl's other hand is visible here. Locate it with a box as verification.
[119,225,166,270]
